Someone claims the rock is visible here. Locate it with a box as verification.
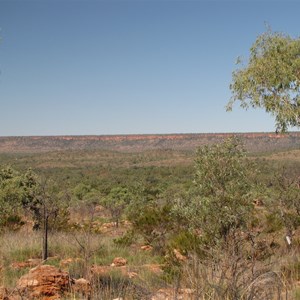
[90,265,112,276]
[11,259,42,270]
[60,257,83,269]
[91,265,128,277]
[141,245,153,251]
[253,198,264,207]
[180,288,195,295]
[71,278,91,298]
[11,262,29,269]
[122,220,132,226]
[17,265,70,299]
[111,257,127,267]
[142,264,163,275]
[127,271,138,279]
[0,287,9,300]
[102,222,116,229]
[173,249,187,262]
[59,258,73,268]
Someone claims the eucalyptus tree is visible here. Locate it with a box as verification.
[173,137,258,243]
[101,187,132,228]
[0,166,24,229]
[228,30,300,132]
[0,166,69,259]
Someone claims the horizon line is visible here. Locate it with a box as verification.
[1,130,300,138]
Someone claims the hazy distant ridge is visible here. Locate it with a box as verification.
[0,132,299,153]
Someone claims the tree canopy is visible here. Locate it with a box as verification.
[228,30,300,132]
[101,186,132,227]
[173,137,257,243]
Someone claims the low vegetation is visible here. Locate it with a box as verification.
[1,136,300,299]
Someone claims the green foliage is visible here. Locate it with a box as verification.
[3,145,300,295]
[267,169,300,235]
[0,166,37,229]
[173,137,257,243]
[113,230,135,246]
[101,187,132,227]
[48,200,70,231]
[25,179,70,231]
[228,30,300,132]
[168,231,202,255]
[0,165,71,232]
[127,199,174,252]
[265,212,284,233]
[73,182,93,201]
[20,168,39,206]
[0,168,21,224]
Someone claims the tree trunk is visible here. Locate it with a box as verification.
[42,206,49,260]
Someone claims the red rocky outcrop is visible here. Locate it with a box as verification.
[17,265,70,299]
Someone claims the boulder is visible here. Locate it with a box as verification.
[141,245,153,251]
[17,265,70,299]
[111,257,127,267]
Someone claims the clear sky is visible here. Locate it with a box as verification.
[0,0,299,136]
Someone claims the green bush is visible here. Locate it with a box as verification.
[265,212,284,233]
[113,230,135,247]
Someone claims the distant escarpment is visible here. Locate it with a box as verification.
[0,132,300,153]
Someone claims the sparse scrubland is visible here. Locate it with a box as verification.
[1,26,299,299]
[1,135,300,299]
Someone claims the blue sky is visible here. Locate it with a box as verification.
[0,0,299,136]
